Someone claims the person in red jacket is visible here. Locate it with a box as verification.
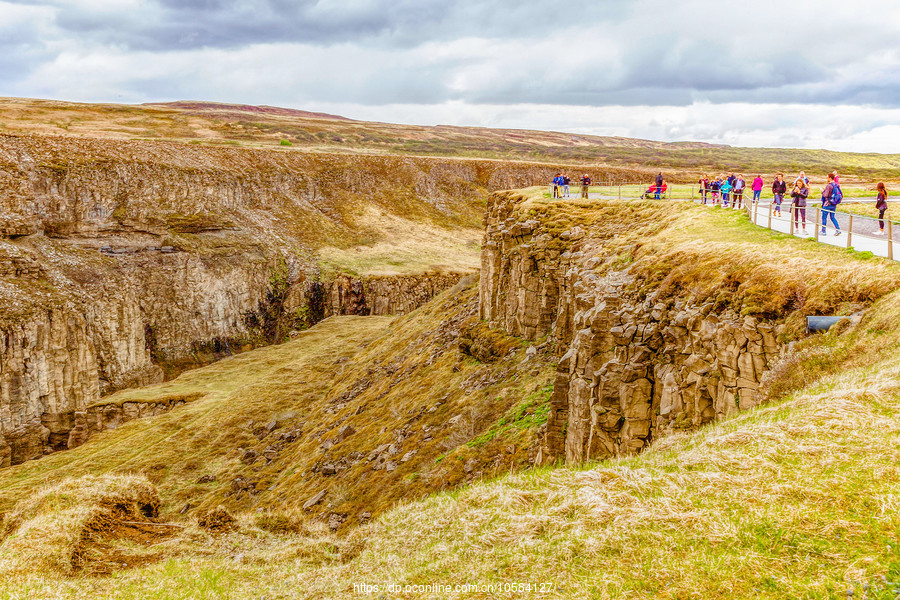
[752,175,763,203]
[876,182,888,235]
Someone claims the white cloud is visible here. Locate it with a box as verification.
[3,0,900,152]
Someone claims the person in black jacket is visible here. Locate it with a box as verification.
[790,178,809,235]
[580,174,591,199]
[655,172,663,200]
[772,173,787,217]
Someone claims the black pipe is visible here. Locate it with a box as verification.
[806,316,849,334]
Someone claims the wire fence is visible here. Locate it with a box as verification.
[546,183,897,261]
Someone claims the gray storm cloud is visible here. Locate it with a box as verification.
[1,0,900,150]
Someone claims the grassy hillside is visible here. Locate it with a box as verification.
[2,97,900,180]
[0,281,556,527]
[3,284,900,598]
[3,197,900,597]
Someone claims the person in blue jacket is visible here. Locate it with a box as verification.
[820,173,841,236]
[720,176,733,207]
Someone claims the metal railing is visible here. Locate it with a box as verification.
[743,200,895,260]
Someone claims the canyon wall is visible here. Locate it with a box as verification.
[3,133,635,466]
[480,192,785,464]
[326,273,464,316]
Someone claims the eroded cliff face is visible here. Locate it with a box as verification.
[325,273,464,316]
[3,133,616,466]
[480,192,786,464]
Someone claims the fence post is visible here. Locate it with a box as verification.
[790,206,795,235]
[618,185,621,201]
[691,187,695,201]
[889,220,894,260]
[753,199,758,224]
[767,202,773,230]
[847,214,853,249]
[815,208,820,241]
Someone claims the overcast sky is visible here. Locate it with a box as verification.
[2,0,900,152]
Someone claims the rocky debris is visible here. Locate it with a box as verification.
[303,490,327,510]
[368,443,402,470]
[262,444,281,463]
[358,511,372,524]
[313,450,365,476]
[0,214,37,238]
[230,476,257,496]
[240,449,259,465]
[197,507,238,532]
[480,191,787,466]
[333,425,356,444]
[99,245,179,255]
[196,474,217,484]
[328,513,347,531]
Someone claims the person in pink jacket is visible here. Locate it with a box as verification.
[751,175,764,203]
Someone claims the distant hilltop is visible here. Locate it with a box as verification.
[0,96,898,178]
[143,100,353,121]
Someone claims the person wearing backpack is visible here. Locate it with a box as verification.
[752,174,763,203]
[772,173,787,217]
[820,172,842,236]
[790,178,809,235]
[563,174,571,198]
[733,174,746,209]
[875,182,888,235]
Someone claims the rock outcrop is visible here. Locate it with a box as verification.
[480,192,786,464]
[326,273,464,316]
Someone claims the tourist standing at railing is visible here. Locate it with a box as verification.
[580,174,591,199]
[552,173,563,198]
[752,175,763,203]
[720,176,732,207]
[563,174,571,198]
[710,176,721,204]
[655,172,663,200]
[820,172,842,236]
[790,179,809,235]
[733,174,745,209]
[772,173,787,217]
[699,174,709,204]
[876,182,888,235]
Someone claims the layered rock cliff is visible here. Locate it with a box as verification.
[1,133,630,466]
[480,192,787,464]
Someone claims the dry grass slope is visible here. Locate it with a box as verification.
[3,97,900,180]
[0,282,556,530]
[4,196,900,597]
